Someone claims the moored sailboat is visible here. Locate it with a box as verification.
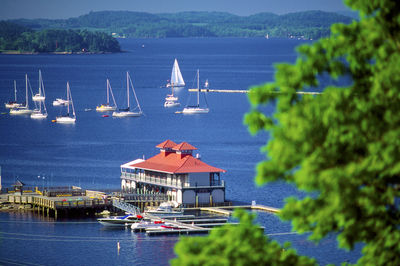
[55,82,76,123]
[164,83,180,108]
[181,69,209,114]
[96,79,117,112]
[32,70,46,102]
[5,80,23,109]
[31,71,48,119]
[9,74,33,115]
[112,72,143,117]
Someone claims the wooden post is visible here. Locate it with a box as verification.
[195,195,198,208]
[210,195,213,207]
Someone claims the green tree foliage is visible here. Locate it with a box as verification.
[9,11,353,39]
[243,0,400,265]
[171,209,316,266]
[173,0,400,265]
[0,23,120,53]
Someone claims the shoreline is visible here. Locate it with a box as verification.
[0,51,122,55]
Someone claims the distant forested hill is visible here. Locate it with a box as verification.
[0,21,120,53]
[9,10,354,39]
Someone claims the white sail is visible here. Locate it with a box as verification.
[170,59,185,87]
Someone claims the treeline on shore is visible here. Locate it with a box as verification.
[10,10,355,39]
[0,21,121,53]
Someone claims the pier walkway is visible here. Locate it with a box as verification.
[7,193,110,218]
[184,204,280,216]
[188,89,321,95]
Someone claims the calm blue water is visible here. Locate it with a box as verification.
[0,38,361,265]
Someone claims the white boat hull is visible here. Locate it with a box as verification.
[165,95,178,101]
[182,107,209,114]
[31,111,48,119]
[5,103,22,109]
[164,101,180,108]
[131,221,166,230]
[10,108,33,115]
[96,105,116,112]
[55,116,76,123]
[98,215,143,227]
[32,95,45,102]
[53,99,69,106]
[112,111,142,117]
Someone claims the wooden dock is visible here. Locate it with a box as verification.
[6,193,110,218]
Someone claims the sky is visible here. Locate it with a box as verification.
[0,0,349,20]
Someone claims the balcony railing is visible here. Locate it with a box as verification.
[121,172,225,189]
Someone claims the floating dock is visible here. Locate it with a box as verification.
[133,207,270,236]
[184,204,280,216]
[188,89,321,95]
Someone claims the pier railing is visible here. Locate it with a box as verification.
[121,193,168,202]
[121,173,225,189]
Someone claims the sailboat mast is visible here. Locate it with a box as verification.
[25,74,28,108]
[127,72,130,108]
[106,79,110,104]
[67,82,70,115]
[129,73,142,113]
[38,70,42,97]
[14,80,17,102]
[70,84,75,117]
[197,69,200,107]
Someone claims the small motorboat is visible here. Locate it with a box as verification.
[97,214,143,227]
[145,202,183,218]
[53,98,69,106]
[131,220,165,231]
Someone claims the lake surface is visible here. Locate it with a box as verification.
[0,38,361,265]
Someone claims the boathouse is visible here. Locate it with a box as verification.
[120,140,226,207]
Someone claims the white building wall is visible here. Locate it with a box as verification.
[121,179,126,191]
[177,190,183,204]
[188,172,209,186]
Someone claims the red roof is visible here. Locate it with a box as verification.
[130,152,225,174]
[173,142,197,151]
[156,140,177,149]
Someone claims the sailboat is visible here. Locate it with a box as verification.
[32,70,46,102]
[164,83,180,108]
[5,80,23,109]
[181,69,209,114]
[10,74,33,115]
[55,82,76,123]
[31,72,48,119]
[112,72,143,117]
[166,59,185,88]
[96,79,117,112]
